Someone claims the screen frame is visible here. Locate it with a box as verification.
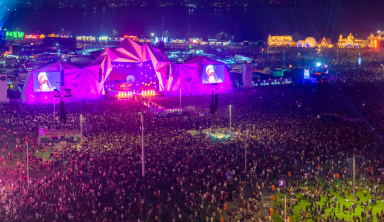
[34,71,61,93]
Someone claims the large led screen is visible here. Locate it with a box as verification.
[202,65,225,84]
[34,72,60,92]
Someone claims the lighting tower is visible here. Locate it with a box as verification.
[54,66,72,124]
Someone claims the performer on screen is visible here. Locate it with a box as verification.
[35,72,56,92]
[205,65,223,83]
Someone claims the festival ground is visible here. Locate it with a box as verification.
[2,132,383,222]
[273,178,384,222]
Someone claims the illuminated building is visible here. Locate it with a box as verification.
[189,38,203,45]
[317,37,333,48]
[123,35,137,41]
[25,34,44,41]
[337,33,363,48]
[170,39,186,44]
[76,36,96,42]
[137,38,152,43]
[367,32,384,48]
[267,35,292,47]
[296,40,304,47]
[6,31,24,40]
[99,36,108,42]
[296,37,317,48]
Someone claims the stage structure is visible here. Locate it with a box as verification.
[21,39,232,103]
[92,38,171,97]
[21,62,84,104]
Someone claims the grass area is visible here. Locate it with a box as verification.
[273,213,284,222]
[0,132,59,170]
[274,179,384,222]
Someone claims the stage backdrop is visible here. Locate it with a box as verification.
[91,39,170,93]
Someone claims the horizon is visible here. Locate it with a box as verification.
[1,0,383,42]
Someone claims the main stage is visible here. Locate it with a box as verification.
[21,39,233,104]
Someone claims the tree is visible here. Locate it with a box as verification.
[215,32,224,40]
[113,30,118,38]
[224,33,230,40]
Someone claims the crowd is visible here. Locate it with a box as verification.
[0,61,384,222]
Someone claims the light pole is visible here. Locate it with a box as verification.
[337,49,339,62]
[229,105,232,140]
[353,153,355,201]
[26,141,29,188]
[245,129,249,172]
[80,114,83,143]
[284,191,287,222]
[140,113,145,178]
[54,97,55,125]
[180,87,181,109]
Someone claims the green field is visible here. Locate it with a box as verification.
[273,179,384,222]
[0,132,58,170]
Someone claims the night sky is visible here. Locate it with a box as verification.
[3,0,384,41]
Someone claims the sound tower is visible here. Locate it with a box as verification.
[210,104,215,114]
[215,94,218,112]
[60,69,66,123]
[60,101,66,124]
[60,70,65,86]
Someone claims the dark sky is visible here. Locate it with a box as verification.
[3,0,384,41]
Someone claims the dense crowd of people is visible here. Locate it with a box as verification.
[0,58,384,222]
